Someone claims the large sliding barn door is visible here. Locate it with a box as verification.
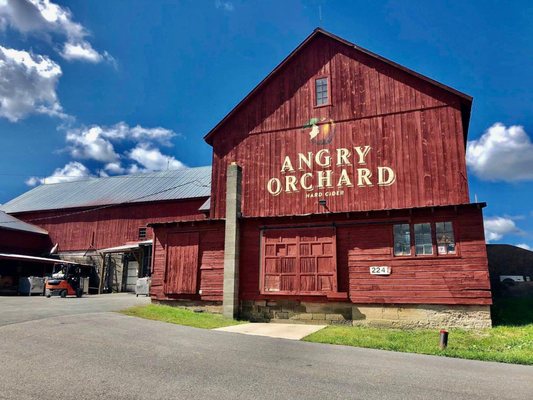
[164,232,199,294]
[261,227,337,295]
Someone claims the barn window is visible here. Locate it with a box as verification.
[138,227,147,240]
[393,224,411,256]
[315,77,329,106]
[436,222,456,255]
[414,223,433,255]
[262,228,337,295]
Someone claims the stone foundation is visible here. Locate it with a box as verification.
[240,300,492,328]
[240,300,353,325]
[352,304,492,329]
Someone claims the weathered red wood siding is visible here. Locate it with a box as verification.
[342,208,491,305]
[209,34,469,219]
[239,206,491,305]
[0,229,52,255]
[164,232,199,294]
[12,198,208,252]
[151,223,225,301]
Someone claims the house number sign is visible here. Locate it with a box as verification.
[369,266,391,275]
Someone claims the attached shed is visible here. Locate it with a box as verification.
[1,167,212,293]
[0,211,53,294]
[0,211,51,255]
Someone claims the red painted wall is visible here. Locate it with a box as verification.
[209,34,470,219]
[12,198,208,252]
[150,205,491,306]
[0,229,52,256]
[151,222,225,301]
[238,206,491,305]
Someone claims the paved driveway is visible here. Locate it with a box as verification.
[0,293,149,326]
[0,298,531,400]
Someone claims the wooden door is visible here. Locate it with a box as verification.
[164,232,199,294]
[262,227,337,295]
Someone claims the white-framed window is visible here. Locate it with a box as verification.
[414,223,433,255]
[393,224,411,256]
[436,221,456,255]
[315,77,329,106]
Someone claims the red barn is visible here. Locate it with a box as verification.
[149,29,492,328]
[2,29,491,327]
[2,167,211,293]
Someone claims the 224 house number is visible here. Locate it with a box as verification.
[369,266,391,275]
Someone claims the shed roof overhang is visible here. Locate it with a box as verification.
[98,240,153,254]
[0,253,92,267]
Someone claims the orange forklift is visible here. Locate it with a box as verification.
[45,263,91,298]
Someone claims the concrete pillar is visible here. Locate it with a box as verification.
[223,163,242,319]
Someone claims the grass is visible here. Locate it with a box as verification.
[304,298,533,365]
[303,324,533,365]
[120,304,244,329]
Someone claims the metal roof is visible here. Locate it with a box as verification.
[99,240,153,253]
[1,166,212,214]
[198,197,211,212]
[0,253,92,266]
[0,211,49,235]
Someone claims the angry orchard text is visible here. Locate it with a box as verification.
[266,146,396,196]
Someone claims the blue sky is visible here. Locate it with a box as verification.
[0,0,531,248]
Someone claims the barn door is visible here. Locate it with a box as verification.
[164,232,199,294]
[262,227,337,295]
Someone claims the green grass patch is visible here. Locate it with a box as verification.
[120,304,244,329]
[303,324,533,365]
[305,297,533,365]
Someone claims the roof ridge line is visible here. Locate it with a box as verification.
[203,28,472,145]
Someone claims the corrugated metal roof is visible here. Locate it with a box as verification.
[198,197,211,212]
[0,211,49,235]
[1,166,212,214]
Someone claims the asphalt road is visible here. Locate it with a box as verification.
[0,293,150,326]
[0,296,531,400]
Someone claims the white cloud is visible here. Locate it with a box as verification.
[466,123,533,181]
[484,216,523,242]
[65,122,177,163]
[0,45,64,121]
[60,41,101,63]
[0,0,110,63]
[26,161,91,185]
[25,120,184,184]
[66,126,119,163]
[128,143,185,172]
[98,122,176,145]
[515,243,532,251]
[103,161,125,175]
[215,1,234,11]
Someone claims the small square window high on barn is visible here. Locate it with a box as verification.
[138,227,147,240]
[315,77,329,106]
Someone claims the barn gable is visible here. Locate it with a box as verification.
[206,28,473,219]
[204,28,472,149]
